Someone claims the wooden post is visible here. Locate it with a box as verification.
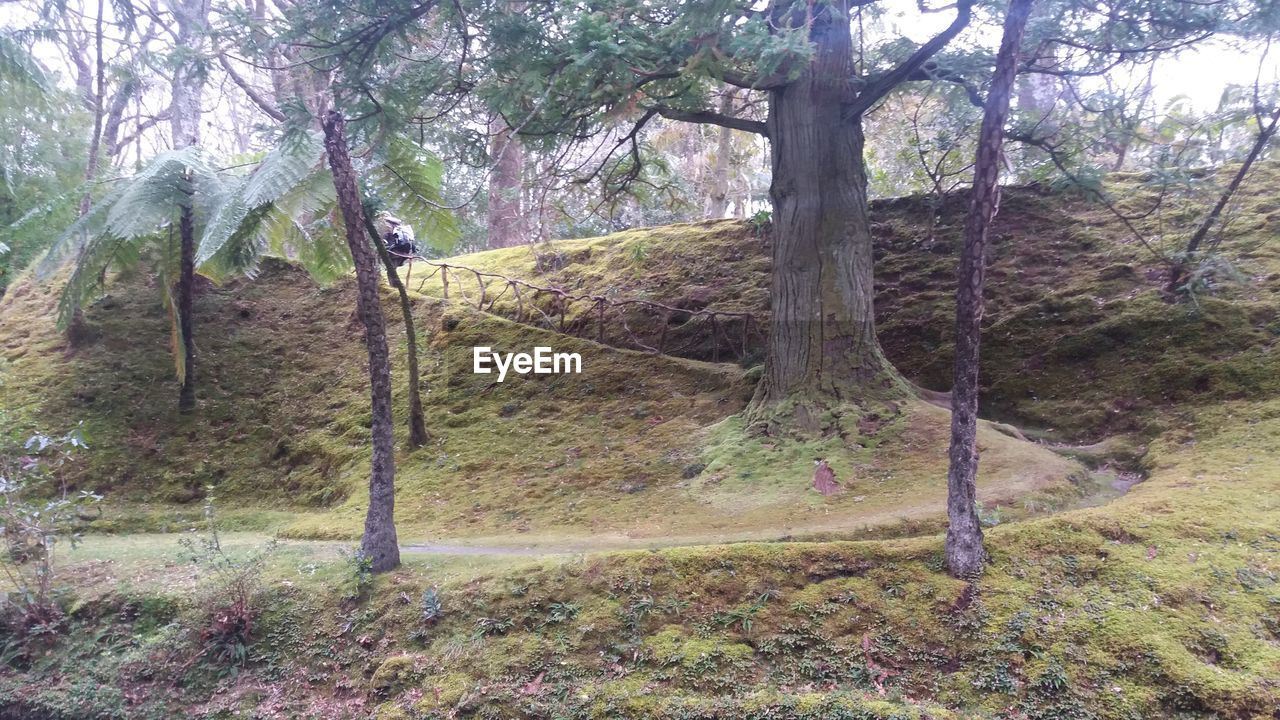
[710,313,720,363]
[597,299,605,343]
[441,266,449,300]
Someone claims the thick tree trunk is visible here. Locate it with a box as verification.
[365,213,430,448]
[177,203,197,413]
[945,0,1033,579]
[748,6,907,433]
[487,117,525,248]
[705,89,735,219]
[483,118,524,249]
[323,111,401,573]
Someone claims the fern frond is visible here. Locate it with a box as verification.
[365,135,460,253]
[103,147,215,240]
[197,135,324,267]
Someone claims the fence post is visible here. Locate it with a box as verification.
[441,266,449,300]
[710,313,719,363]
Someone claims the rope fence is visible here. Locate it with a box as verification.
[390,251,764,362]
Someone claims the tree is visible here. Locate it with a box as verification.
[166,0,210,412]
[473,0,1252,432]
[476,1,986,431]
[322,110,400,573]
[487,117,526,248]
[36,147,226,405]
[945,0,1034,578]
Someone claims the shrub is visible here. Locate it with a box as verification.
[0,428,99,637]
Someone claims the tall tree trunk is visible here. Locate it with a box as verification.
[1166,104,1280,296]
[748,6,907,433]
[945,0,1033,578]
[177,202,198,412]
[365,213,430,448]
[66,0,108,346]
[487,117,525,248]
[168,0,207,411]
[705,89,736,218]
[323,111,401,573]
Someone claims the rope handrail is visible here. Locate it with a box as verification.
[388,250,762,361]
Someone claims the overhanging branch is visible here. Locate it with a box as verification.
[654,105,767,136]
[849,0,975,116]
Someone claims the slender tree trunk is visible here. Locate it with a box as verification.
[323,111,401,573]
[177,202,197,412]
[705,89,736,218]
[168,0,207,410]
[1166,105,1280,296]
[487,117,525,248]
[748,6,908,433]
[66,0,108,346]
[364,213,430,448]
[945,0,1033,578]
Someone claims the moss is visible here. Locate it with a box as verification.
[371,655,421,693]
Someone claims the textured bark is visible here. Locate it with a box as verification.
[945,0,1033,579]
[167,0,207,411]
[177,204,197,413]
[487,117,525,248]
[747,4,907,431]
[704,89,735,218]
[323,111,401,573]
[365,214,430,448]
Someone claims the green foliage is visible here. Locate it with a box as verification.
[0,428,99,637]
[178,490,279,671]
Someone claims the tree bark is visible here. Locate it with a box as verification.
[704,89,736,219]
[487,116,525,248]
[747,4,908,433]
[945,0,1033,579]
[167,0,207,411]
[177,203,197,413]
[323,111,401,573]
[365,213,430,448]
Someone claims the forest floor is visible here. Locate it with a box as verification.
[2,171,1279,717]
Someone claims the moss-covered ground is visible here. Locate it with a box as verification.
[1,168,1278,717]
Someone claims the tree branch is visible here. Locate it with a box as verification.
[217,52,287,122]
[654,106,767,136]
[849,0,975,115]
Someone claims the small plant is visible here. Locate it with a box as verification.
[748,209,772,236]
[543,601,579,625]
[473,615,514,638]
[179,488,277,670]
[628,240,648,263]
[421,587,443,624]
[0,428,99,637]
[339,548,374,600]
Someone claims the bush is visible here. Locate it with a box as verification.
[0,428,99,637]
[179,489,277,670]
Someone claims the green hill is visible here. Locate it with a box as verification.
[1,177,1279,718]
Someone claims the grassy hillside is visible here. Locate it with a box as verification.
[2,175,1279,718]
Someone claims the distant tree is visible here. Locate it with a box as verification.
[946,0,1033,579]
[487,117,526,248]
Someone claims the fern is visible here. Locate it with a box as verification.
[365,135,460,252]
